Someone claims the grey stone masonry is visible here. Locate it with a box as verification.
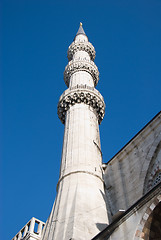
[103,111,161,223]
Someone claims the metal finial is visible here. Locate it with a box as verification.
[75,22,86,38]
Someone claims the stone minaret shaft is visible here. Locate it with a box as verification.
[42,24,108,240]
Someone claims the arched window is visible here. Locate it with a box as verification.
[147,170,161,192]
[142,202,161,239]
[151,171,161,188]
[143,142,161,194]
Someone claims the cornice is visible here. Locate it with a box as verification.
[92,182,161,240]
[105,111,161,166]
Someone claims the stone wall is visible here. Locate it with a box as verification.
[104,112,161,222]
[92,180,161,240]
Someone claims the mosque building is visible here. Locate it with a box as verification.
[12,24,161,240]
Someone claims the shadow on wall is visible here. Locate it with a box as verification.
[93,189,109,232]
[96,223,108,232]
[99,189,112,222]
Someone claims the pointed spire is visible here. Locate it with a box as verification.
[76,22,86,36]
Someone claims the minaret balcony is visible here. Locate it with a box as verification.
[67,41,96,61]
[64,59,99,87]
[57,85,105,125]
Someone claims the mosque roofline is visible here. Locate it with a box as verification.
[105,111,161,165]
[92,181,161,240]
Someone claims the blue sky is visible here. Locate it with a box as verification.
[1,1,161,239]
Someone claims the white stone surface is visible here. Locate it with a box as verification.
[100,192,161,240]
[42,24,108,240]
[12,217,45,240]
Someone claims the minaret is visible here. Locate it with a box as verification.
[42,23,109,240]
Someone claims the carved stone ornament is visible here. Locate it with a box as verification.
[57,86,105,125]
[64,60,99,87]
[67,41,96,61]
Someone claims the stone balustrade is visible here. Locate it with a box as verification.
[12,217,45,240]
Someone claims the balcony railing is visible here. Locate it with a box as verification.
[12,217,45,240]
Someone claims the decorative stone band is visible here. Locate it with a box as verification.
[57,170,104,190]
[67,41,96,61]
[64,60,99,87]
[57,85,105,124]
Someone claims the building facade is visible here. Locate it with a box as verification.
[93,111,161,240]
[12,24,161,240]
